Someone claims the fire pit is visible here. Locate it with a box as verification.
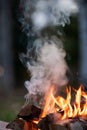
[6,85,87,130]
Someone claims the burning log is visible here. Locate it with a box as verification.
[37,113,70,130]
[6,86,87,130]
[17,104,41,121]
[24,121,37,130]
[6,118,25,130]
[6,118,38,130]
[38,115,87,130]
[6,104,87,130]
[6,105,41,130]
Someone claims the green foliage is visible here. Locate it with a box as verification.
[0,109,16,122]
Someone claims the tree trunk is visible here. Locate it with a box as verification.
[79,0,87,83]
[0,0,14,93]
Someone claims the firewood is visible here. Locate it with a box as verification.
[37,113,84,130]
[24,121,38,130]
[37,116,50,130]
[38,112,71,127]
[18,104,41,121]
[6,118,25,130]
[6,105,41,130]
[37,113,65,130]
[6,104,87,130]
[6,118,38,130]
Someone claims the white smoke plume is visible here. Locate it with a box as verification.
[20,36,68,103]
[19,0,78,31]
[32,0,78,30]
[19,0,78,104]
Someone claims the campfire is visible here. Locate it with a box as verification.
[5,0,81,130]
[6,85,87,130]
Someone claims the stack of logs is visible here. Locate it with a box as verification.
[6,104,87,130]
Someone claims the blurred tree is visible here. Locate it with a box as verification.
[79,0,87,84]
[0,0,14,93]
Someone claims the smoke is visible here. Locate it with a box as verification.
[19,0,78,104]
[20,37,68,106]
[19,0,78,31]
[32,0,78,30]
[20,36,68,94]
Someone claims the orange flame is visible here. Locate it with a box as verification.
[41,86,56,118]
[40,85,87,120]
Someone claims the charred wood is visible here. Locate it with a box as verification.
[6,104,87,130]
[18,105,41,121]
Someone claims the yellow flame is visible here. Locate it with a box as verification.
[32,84,87,129]
[40,85,87,120]
[41,86,55,118]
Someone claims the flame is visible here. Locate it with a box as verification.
[41,86,56,118]
[27,85,87,130]
[32,86,56,125]
[40,85,87,120]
